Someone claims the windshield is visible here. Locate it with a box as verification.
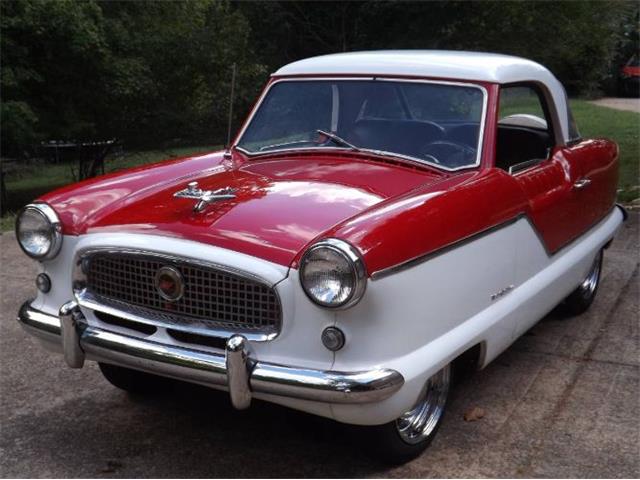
[237,79,486,170]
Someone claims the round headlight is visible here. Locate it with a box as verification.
[300,238,366,309]
[15,203,62,260]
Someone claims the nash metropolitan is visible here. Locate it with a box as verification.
[16,51,626,463]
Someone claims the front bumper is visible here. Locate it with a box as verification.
[18,301,404,409]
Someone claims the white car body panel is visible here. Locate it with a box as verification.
[31,208,623,425]
[274,50,572,142]
[330,207,622,425]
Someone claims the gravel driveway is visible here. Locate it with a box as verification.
[1,215,638,478]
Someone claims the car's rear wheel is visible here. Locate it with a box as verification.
[367,363,451,464]
[562,250,603,316]
[99,362,171,394]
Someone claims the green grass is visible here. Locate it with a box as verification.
[500,97,639,202]
[0,212,16,233]
[569,100,639,203]
[1,145,218,231]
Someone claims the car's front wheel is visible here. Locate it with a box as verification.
[562,249,603,316]
[99,363,172,394]
[367,363,452,464]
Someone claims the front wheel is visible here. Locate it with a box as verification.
[562,249,603,316]
[367,363,452,464]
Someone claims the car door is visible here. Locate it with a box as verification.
[561,136,619,232]
[495,84,585,254]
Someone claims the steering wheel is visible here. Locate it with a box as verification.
[420,140,477,168]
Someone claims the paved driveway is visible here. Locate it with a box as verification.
[1,215,638,478]
[590,97,640,113]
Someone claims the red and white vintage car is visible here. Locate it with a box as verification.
[16,51,626,463]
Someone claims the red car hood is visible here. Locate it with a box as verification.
[41,151,444,266]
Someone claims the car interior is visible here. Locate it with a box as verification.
[495,125,551,172]
[494,85,554,173]
[337,82,484,168]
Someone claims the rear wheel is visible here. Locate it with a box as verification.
[562,250,603,316]
[367,363,451,464]
[99,363,171,394]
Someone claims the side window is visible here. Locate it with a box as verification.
[496,85,554,173]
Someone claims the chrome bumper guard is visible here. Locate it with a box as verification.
[18,301,404,409]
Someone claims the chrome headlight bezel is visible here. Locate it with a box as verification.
[15,203,63,260]
[299,238,367,310]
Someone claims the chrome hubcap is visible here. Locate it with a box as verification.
[579,251,602,300]
[395,364,451,445]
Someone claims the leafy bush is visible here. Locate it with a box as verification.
[1,0,637,157]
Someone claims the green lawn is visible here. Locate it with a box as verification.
[1,100,638,232]
[569,100,639,202]
[1,145,218,231]
[500,97,638,201]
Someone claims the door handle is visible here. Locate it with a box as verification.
[573,178,591,190]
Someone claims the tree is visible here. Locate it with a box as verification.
[1,0,107,156]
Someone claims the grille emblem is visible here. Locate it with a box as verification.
[154,266,184,302]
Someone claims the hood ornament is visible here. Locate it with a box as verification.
[174,181,236,213]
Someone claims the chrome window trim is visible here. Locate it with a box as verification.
[508,157,548,176]
[15,202,63,260]
[234,77,488,173]
[299,238,367,310]
[72,247,282,342]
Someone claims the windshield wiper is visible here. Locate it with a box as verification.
[316,129,360,151]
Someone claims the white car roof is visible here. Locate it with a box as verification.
[275,50,573,143]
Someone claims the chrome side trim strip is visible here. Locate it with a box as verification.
[17,302,404,406]
[371,206,621,281]
[371,215,524,281]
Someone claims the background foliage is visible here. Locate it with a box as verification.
[1,0,639,157]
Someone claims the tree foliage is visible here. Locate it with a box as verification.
[1,0,637,157]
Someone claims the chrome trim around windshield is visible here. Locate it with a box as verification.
[233,76,488,173]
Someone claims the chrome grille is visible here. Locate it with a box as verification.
[84,253,281,333]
